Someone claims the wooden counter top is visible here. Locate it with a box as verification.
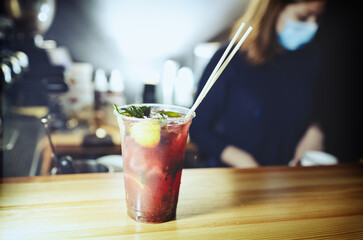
[1,164,362,239]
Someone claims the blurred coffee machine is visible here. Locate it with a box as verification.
[0,0,70,177]
[1,0,69,110]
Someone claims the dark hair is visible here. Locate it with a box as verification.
[231,0,325,65]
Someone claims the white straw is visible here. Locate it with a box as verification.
[187,25,253,117]
[194,22,246,107]
[198,26,253,101]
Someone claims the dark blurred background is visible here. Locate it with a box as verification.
[1,0,362,177]
[316,1,362,167]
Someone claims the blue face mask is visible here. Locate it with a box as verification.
[278,19,318,51]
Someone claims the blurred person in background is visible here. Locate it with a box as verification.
[190,0,327,167]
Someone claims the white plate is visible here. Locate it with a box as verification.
[96,155,123,172]
[301,151,338,166]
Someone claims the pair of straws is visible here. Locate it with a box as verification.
[187,22,253,118]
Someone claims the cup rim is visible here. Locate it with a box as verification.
[114,103,196,122]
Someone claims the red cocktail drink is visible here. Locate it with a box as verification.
[114,104,195,223]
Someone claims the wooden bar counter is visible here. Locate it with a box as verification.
[1,164,362,239]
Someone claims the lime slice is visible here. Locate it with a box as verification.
[163,111,181,118]
[124,173,145,189]
[130,121,161,147]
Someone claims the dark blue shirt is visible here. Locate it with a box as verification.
[189,43,322,167]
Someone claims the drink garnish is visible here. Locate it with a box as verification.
[114,104,181,119]
[114,104,151,118]
[114,104,123,115]
[130,121,161,147]
[158,112,167,120]
[162,111,181,118]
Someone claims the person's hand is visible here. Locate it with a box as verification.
[221,145,259,168]
[289,124,324,166]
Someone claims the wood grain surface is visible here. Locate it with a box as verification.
[1,164,362,239]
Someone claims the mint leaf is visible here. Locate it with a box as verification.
[158,112,167,119]
[114,104,122,114]
[117,105,151,118]
[140,106,151,117]
[114,105,180,119]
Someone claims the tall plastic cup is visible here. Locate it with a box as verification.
[114,104,195,223]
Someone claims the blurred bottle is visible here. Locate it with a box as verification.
[94,68,108,110]
[108,69,125,103]
[105,69,126,126]
[161,60,179,105]
[175,67,194,107]
[59,62,94,129]
[143,83,156,103]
